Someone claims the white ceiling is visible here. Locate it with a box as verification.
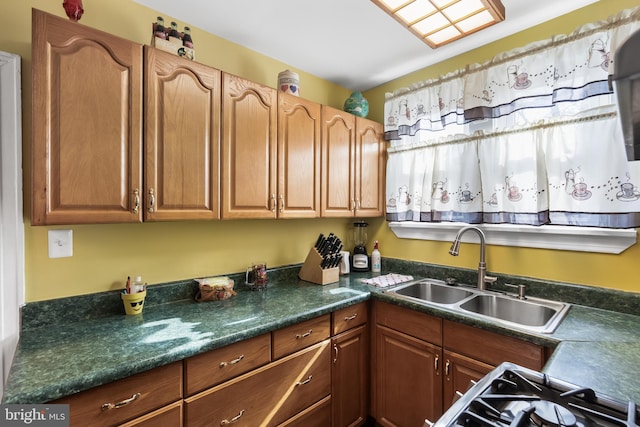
[134,0,599,92]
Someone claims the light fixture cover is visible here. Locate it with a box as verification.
[371,0,505,48]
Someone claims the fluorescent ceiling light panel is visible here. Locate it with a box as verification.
[372,0,505,48]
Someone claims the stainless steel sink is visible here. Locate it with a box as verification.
[392,280,475,305]
[459,294,569,332]
[385,278,570,334]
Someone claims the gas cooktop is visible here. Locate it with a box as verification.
[432,362,638,427]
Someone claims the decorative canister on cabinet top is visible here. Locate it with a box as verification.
[278,70,300,96]
[344,92,369,118]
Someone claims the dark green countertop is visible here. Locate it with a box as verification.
[3,261,640,406]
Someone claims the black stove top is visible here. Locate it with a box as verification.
[433,362,638,427]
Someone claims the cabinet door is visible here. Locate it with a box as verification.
[355,117,385,217]
[144,47,221,221]
[443,350,493,412]
[321,106,356,217]
[221,73,277,218]
[376,325,442,427]
[185,340,331,427]
[277,93,321,218]
[375,325,443,427]
[332,325,368,427]
[32,9,142,225]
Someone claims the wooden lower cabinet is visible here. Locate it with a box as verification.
[332,325,368,427]
[184,339,331,426]
[375,324,443,427]
[443,350,493,410]
[372,301,548,426]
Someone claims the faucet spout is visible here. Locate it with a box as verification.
[449,226,490,290]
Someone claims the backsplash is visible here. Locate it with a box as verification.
[19,258,640,330]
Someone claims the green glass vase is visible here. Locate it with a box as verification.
[344,92,369,118]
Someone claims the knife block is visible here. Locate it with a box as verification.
[298,247,339,285]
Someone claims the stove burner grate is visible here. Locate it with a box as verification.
[529,401,578,427]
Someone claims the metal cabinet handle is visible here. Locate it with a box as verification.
[344,314,358,321]
[270,194,276,212]
[279,194,284,213]
[296,329,312,339]
[333,343,339,364]
[434,354,439,372]
[101,392,141,411]
[296,375,313,386]
[219,355,244,368]
[220,409,245,425]
[351,199,356,212]
[132,189,140,214]
[445,360,451,376]
[148,188,155,213]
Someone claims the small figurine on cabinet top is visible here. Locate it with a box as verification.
[62,0,84,22]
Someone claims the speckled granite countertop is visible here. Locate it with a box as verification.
[3,260,640,406]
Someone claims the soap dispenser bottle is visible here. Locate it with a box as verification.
[371,241,381,273]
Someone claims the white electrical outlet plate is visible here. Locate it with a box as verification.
[48,230,73,258]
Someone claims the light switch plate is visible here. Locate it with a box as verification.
[48,230,73,258]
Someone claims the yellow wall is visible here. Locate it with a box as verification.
[3,0,640,301]
[364,0,640,293]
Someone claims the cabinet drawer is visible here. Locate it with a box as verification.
[185,339,331,427]
[272,314,330,359]
[332,301,368,335]
[119,400,182,427]
[184,333,271,395]
[277,395,331,427]
[53,361,182,427]
[374,300,442,345]
[443,320,545,370]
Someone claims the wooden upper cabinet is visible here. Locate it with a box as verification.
[277,93,321,218]
[321,105,356,217]
[221,73,277,219]
[31,9,142,225]
[321,107,385,218]
[144,46,221,221]
[355,117,385,217]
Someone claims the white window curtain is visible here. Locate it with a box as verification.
[385,7,640,228]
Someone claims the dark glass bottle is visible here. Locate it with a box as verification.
[182,26,194,48]
[154,16,166,39]
[169,21,181,40]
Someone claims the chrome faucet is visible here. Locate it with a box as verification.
[448,226,496,290]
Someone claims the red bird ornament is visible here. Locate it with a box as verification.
[63,0,84,22]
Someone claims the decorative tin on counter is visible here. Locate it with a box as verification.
[278,70,300,96]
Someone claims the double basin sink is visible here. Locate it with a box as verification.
[385,279,570,334]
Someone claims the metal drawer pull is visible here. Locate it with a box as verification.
[296,375,313,386]
[434,354,439,372]
[219,354,244,368]
[220,409,245,425]
[101,392,141,411]
[344,314,358,321]
[333,343,339,363]
[445,360,451,376]
[296,329,312,339]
